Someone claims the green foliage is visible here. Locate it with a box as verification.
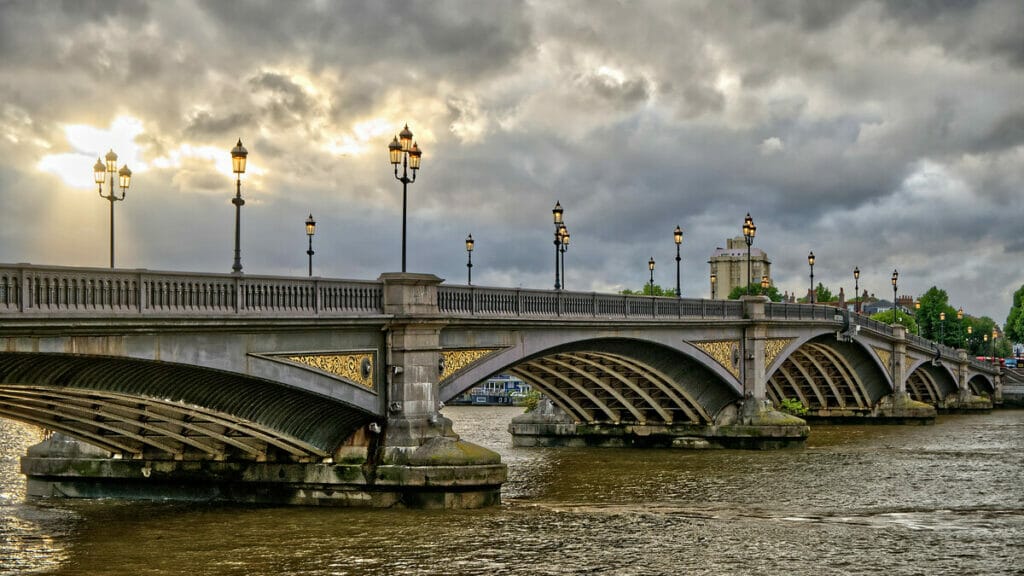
[870,310,918,333]
[1006,284,1024,346]
[726,283,783,302]
[778,397,808,416]
[519,390,541,413]
[796,283,834,304]
[915,286,966,348]
[620,284,671,296]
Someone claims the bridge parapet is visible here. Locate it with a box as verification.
[0,264,383,317]
[437,285,745,319]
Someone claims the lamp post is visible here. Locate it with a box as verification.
[761,275,769,296]
[940,311,946,345]
[968,325,973,352]
[92,149,132,268]
[388,124,423,273]
[915,300,921,334]
[710,273,717,299]
[742,213,756,291]
[674,225,683,298]
[648,257,656,295]
[559,223,569,290]
[305,214,316,277]
[992,329,998,367]
[890,269,899,324]
[230,139,248,274]
[465,233,474,285]
[957,307,964,347]
[853,267,860,314]
[807,251,815,303]
[552,201,564,290]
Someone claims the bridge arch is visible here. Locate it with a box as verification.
[440,337,743,425]
[766,333,893,413]
[904,361,958,405]
[967,373,995,396]
[0,352,375,461]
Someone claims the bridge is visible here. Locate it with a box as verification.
[0,263,1001,507]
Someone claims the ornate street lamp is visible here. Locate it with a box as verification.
[742,213,756,290]
[93,149,132,268]
[853,267,860,314]
[915,300,921,334]
[674,225,683,298]
[230,139,248,274]
[890,269,899,324]
[559,224,569,290]
[305,214,316,277]
[388,124,422,273]
[552,201,564,290]
[808,251,816,303]
[992,328,999,367]
[710,273,717,300]
[465,233,474,285]
[957,307,964,347]
[940,311,946,344]
[761,274,769,295]
[648,257,656,295]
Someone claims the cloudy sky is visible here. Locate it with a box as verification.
[1,0,1022,322]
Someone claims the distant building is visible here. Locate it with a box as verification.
[708,237,771,298]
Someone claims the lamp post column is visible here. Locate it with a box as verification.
[305,214,316,277]
[552,202,564,290]
[388,125,422,274]
[891,269,899,324]
[465,234,474,286]
[92,149,132,269]
[230,139,248,274]
[648,257,655,295]
[853,267,860,314]
[742,213,756,293]
[674,225,682,298]
[808,251,815,303]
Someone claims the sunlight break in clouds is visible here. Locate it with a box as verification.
[37,116,147,189]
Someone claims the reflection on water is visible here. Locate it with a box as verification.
[1,407,1023,575]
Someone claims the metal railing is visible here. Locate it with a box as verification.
[0,264,383,316]
[437,285,744,320]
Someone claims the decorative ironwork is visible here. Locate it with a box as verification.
[285,352,374,389]
[873,347,892,376]
[440,349,497,378]
[694,340,740,380]
[764,338,793,369]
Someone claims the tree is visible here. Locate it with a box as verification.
[726,283,783,302]
[914,286,966,347]
[620,284,671,296]
[797,282,835,304]
[870,310,918,333]
[1006,284,1024,346]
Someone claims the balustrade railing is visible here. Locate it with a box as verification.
[437,286,745,320]
[0,265,383,316]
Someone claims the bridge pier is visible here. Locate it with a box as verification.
[942,349,993,412]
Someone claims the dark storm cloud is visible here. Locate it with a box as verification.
[1,0,1022,321]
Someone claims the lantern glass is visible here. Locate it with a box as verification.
[104,149,118,173]
[93,158,106,184]
[648,258,655,271]
[465,234,474,252]
[854,267,860,280]
[552,202,563,225]
[389,137,402,165]
[231,139,248,174]
[306,214,316,237]
[408,143,422,170]
[118,165,131,190]
[399,124,413,152]
[808,251,815,266]
[674,226,682,245]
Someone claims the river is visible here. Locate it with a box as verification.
[2,406,1023,575]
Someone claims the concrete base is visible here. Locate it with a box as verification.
[21,434,506,509]
[940,392,994,413]
[816,393,938,425]
[509,400,809,450]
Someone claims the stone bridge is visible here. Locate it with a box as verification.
[0,264,1000,507]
